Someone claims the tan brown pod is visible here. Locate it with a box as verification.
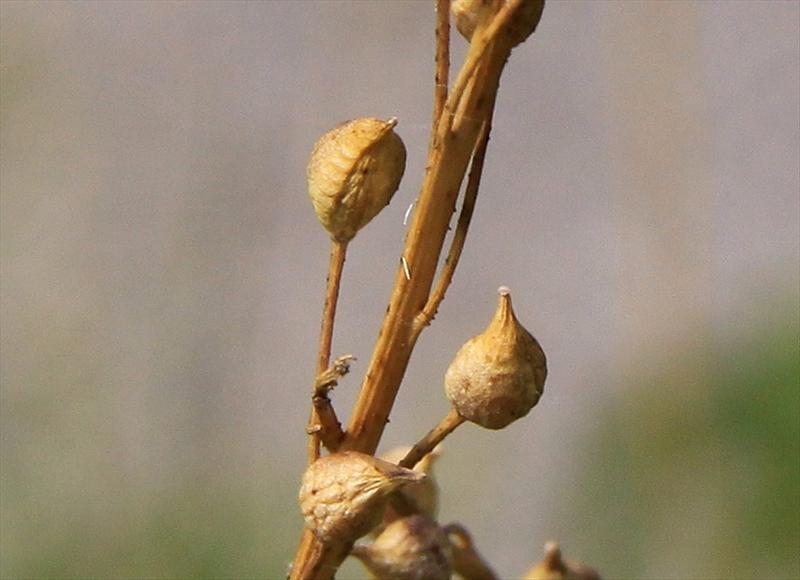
[298,451,424,544]
[352,515,453,580]
[450,0,545,48]
[307,117,406,243]
[444,287,546,429]
[451,0,494,40]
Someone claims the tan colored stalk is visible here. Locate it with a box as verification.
[444,523,498,580]
[432,0,451,128]
[416,119,490,331]
[307,240,348,462]
[290,2,545,577]
[399,408,465,470]
[344,9,516,455]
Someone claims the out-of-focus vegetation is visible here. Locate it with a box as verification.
[564,294,800,579]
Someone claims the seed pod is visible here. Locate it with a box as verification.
[298,451,424,544]
[307,117,406,242]
[450,0,545,47]
[352,515,453,580]
[380,445,441,520]
[451,0,494,40]
[444,287,546,429]
[523,542,600,580]
[505,0,546,48]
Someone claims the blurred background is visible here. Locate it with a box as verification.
[1,1,798,579]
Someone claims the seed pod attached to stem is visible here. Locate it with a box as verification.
[381,445,441,520]
[299,451,425,544]
[352,515,453,580]
[306,117,405,459]
[451,0,545,48]
[307,117,406,243]
[445,287,547,429]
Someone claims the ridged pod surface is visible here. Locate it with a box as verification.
[298,451,424,544]
[353,515,453,580]
[445,287,546,429]
[307,117,406,242]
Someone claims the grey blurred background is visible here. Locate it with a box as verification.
[1,1,798,579]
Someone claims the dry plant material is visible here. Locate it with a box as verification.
[444,523,498,580]
[285,3,592,578]
[305,117,405,460]
[523,542,601,580]
[307,117,406,244]
[375,446,442,536]
[445,287,547,429]
[451,0,494,40]
[299,451,424,544]
[381,445,441,520]
[352,515,453,580]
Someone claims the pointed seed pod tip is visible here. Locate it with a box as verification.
[444,288,547,429]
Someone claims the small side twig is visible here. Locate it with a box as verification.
[415,120,491,332]
[307,240,348,462]
[400,407,465,470]
[307,355,355,452]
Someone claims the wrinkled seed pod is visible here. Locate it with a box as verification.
[444,287,546,429]
[451,0,494,40]
[523,542,601,580]
[380,445,441,520]
[307,117,406,242]
[353,515,453,580]
[299,451,424,544]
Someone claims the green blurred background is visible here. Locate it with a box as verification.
[1,1,798,579]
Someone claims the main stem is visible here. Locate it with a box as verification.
[290,2,544,577]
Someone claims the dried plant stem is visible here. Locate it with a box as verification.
[444,0,520,129]
[399,408,465,470]
[416,120,491,331]
[432,0,450,128]
[344,35,512,457]
[444,523,498,580]
[290,2,544,577]
[307,354,354,454]
[307,240,348,463]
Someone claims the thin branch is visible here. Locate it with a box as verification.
[399,408,465,470]
[443,523,498,580]
[316,240,348,374]
[415,120,491,332]
[307,240,348,463]
[432,0,450,128]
